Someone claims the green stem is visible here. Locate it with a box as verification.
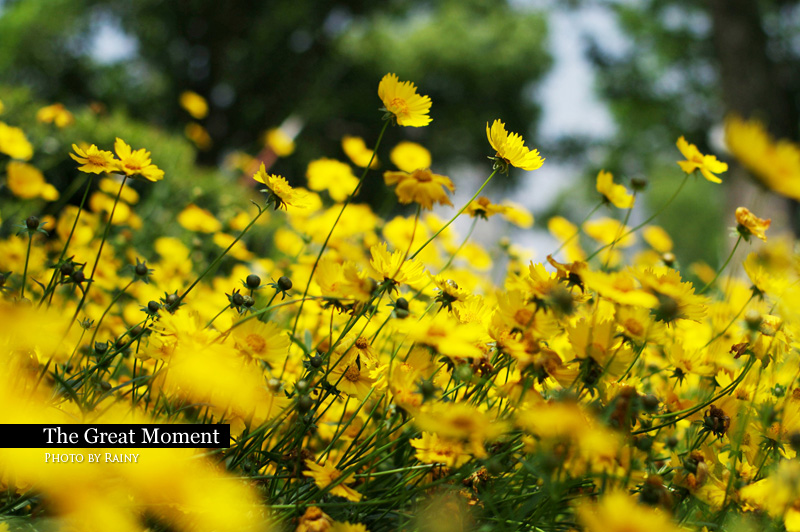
[40,174,94,307]
[70,175,128,322]
[699,235,742,295]
[20,233,32,300]
[291,120,390,338]
[88,279,135,347]
[585,172,690,261]
[174,206,266,309]
[409,168,497,260]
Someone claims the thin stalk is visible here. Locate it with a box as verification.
[699,235,742,295]
[291,120,390,338]
[20,233,32,300]
[409,168,498,260]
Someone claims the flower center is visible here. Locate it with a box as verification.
[390,97,410,117]
[245,334,266,354]
[412,169,433,182]
[345,365,361,382]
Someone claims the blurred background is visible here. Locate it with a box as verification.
[1,0,797,272]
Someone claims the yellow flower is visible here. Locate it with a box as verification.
[212,232,253,261]
[303,460,362,501]
[676,135,727,183]
[6,162,59,201]
[383,168,454,210]
[735,206,771,241]
[596,170,634,208]
[70,143,117,174]
[578,491,682,532]
[411,432,470,468]
[642,225,673,253]
[584,217,636,247]
[464,196,506,219]
[232,319,289,364]
[36,103,74,128]
[724,114,800,200]
[306,158,359,202]
[331,521,369,532]
[378,73,432,127]
[390,141,431,173]
[253,162,308,210]
[341,135,378,168]
[265,127,295,157]
[184,122,212,150]
[113,138,164,182]
[179,90,208,119]
[369,242,427,287]
[486,119,544,171]
[329,361,378,399]
[99,177,139,204]
[177,204,222,233]
[0,121,33,160]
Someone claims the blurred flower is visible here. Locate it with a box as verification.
[0,121,33,160]
[265,127,296,157]
[307,158,359,202]
[342,135,379,168]
[643,226,673,253]
[596,169,634,208]
[578,491,681,532]
[676,136,727,183]
[178,204,223,233]
[36,103,74,128]
[378,73,432,127]
[185,122,212,150]
[6,161,58,201]
[390,141,431,173]
[179,90,209,119]
[486,119,544,171]
[383,168,454,210]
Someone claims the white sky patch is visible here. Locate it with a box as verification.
[90,15,138,65]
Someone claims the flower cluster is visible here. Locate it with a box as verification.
[0,74,796,532]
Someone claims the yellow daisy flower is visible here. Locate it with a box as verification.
[253,162,308,210]
[486,119,544,171]
[113,137,165,182]
[232,319,290,364]
[378,73,432,127]
[303,460,363,501]
[179,90,208,119]
[0,121,33,160]
[676,135,727,183]
[735,206,771,241]
[383,168,454,210]
[36,103,74,128]
[341,135,379,168]
[390,141,431,173]
[596,170,635,208]
[70,143,117,174]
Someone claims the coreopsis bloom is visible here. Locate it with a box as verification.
[390,141,431,172]
[411,432,471,468]
[179,90,208,119]
[253,163,308,210]
[642,225,673,253]
[36,103,74,128]
[232,319,290,364]
[369,242,427,287]
[0,121,33,160]
[184,122,212,150]
[464,196,506,219]
[70,143,117,174]
[578,491,682,532]
[486,119,544,171]
[265,127,295,157]
[676,136,728,183]
[113,138,164,182]
[6,162,59,201]
[383,168,455,210]
[378,73,432,127]
[725,114,800,200]
[342,135,378,168]
[306,158,359,202]
[596,170,634,208]
[735,206,771,241]
[329,361,378,398]
[296,507,333,532]
[303,460,362,501]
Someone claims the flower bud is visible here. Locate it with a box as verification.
[147,301,161,314]
[246,274,261,289]
[25,216,39,230]
[278,276,293,291]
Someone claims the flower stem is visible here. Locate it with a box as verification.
[20,233,32,300]
[409,168,498,260]
[291,119,390,339]
[585,172,690,262]
[699,235,742,295]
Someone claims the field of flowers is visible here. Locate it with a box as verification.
[1,72,799,532]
